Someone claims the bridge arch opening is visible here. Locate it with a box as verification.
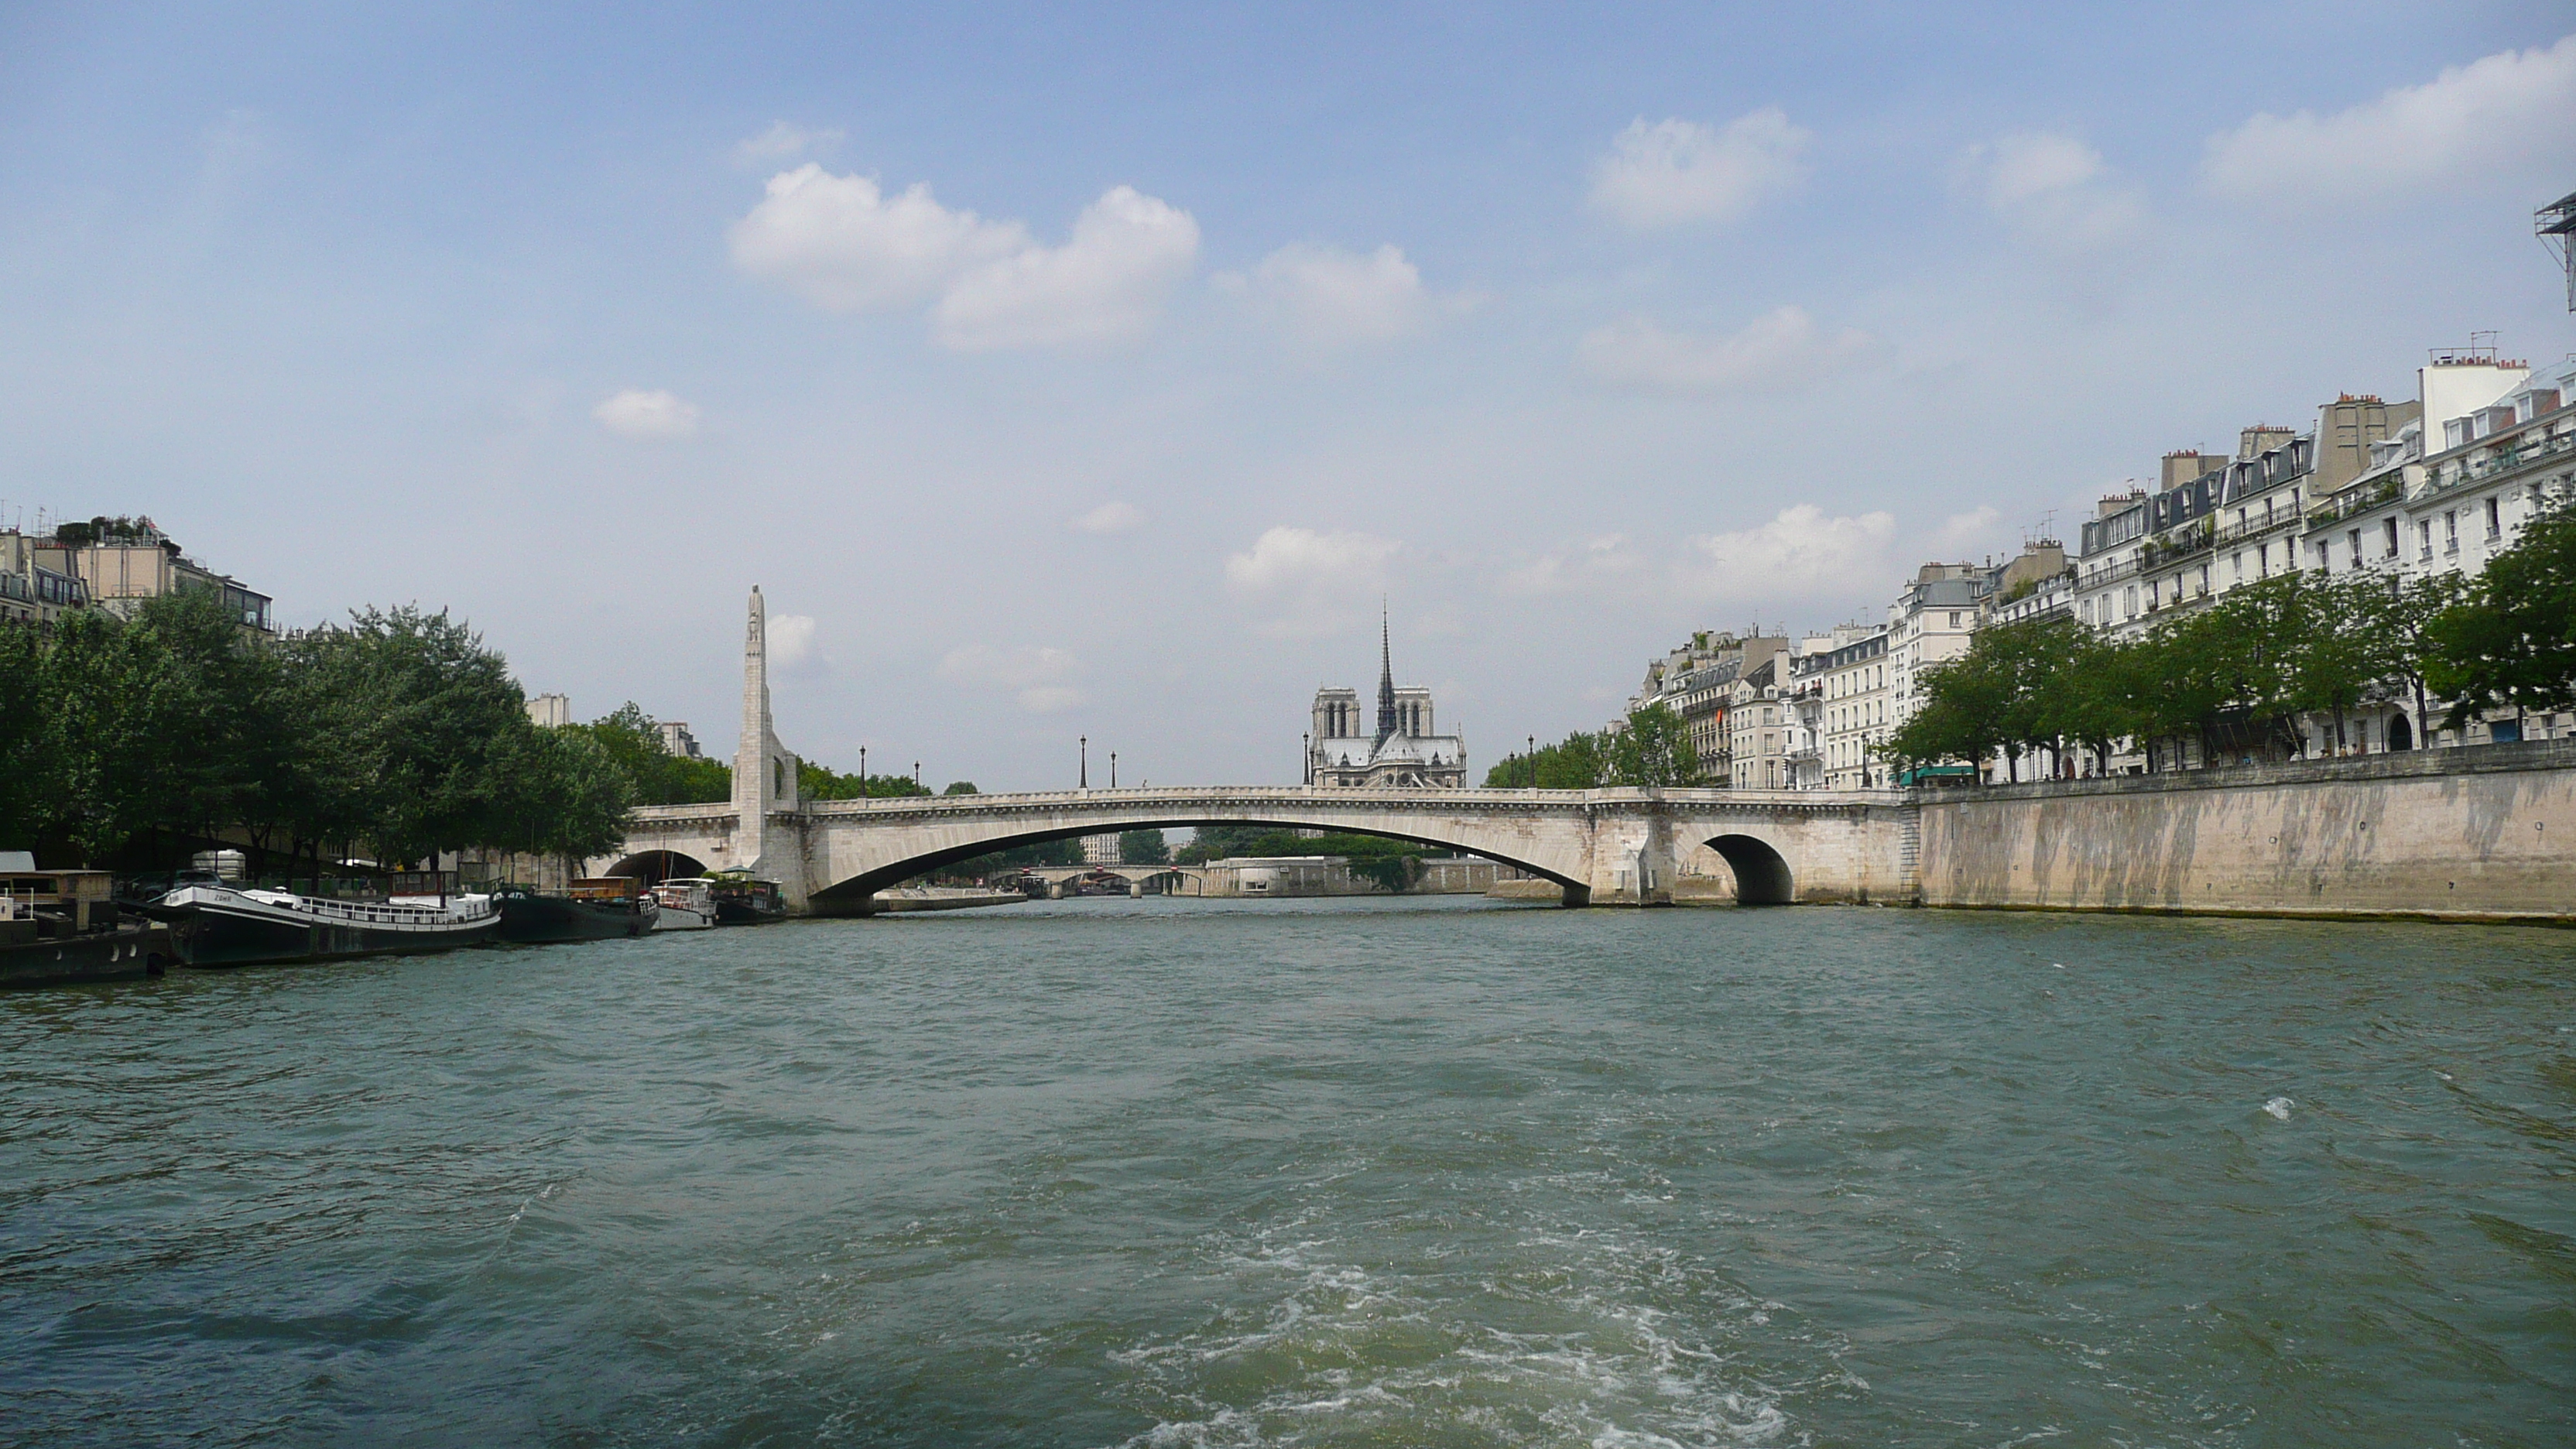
[1704,834,1793,906]
[809,816,1580,908]
[605,849,708,887]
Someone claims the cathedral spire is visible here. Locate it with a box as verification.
[1375,599,1399,745]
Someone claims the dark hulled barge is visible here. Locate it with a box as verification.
[493,878,658,944]
[155,882,498,968]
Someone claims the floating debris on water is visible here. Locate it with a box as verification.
[2263,1097,2294,1120]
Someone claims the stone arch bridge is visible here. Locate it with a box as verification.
[598,785,1917,913]
[593,589,1916,913]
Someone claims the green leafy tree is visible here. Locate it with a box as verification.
[1608,703,1701,786]
[2425,497,2576,728]
[0,623,53,842]
[296,605,530,866]
[1972,615,2094,781]
[43,606,189,864]
[1485,730,1609,788]
[2355,571,2472,748]
[800,762,931,800]
[1882,651,2012,779]
[2287,574,2388,753]
[128,590,296,868]
[485,723,634,870]
[568,703,732,806]
[941,780,979,795]
[2053,632,2149,777]
[1118,828,1170,864]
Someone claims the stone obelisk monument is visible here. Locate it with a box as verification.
[731,585,799,882]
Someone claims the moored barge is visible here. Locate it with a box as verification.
[155,882,498,968]
[494,878,658,943]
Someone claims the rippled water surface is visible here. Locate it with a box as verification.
[3,897,2571,1446]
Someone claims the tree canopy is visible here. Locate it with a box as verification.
[6,594,632,875]
[1485,704,1701,790]
[1881,547,2566,782]
[2425,496,2576,726]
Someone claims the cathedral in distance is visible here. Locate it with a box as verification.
[1306,613,1467,788]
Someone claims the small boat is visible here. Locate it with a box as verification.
[493,878,659,944]
[153,879,498,968]
[650,877,716,931]
[705,871,787,925]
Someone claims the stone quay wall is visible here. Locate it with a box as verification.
[1914,739,2576,924]
[1187,856,1525,898]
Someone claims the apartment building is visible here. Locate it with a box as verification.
[0,529,90,630]
[36,517,274,637]
[2302,351,2576,747]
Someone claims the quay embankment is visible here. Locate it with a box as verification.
[868,886,1028,913]
[1913,738,2576,924]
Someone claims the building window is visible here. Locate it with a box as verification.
[2383,519,2399,558]
[2347,529,2361,570]
[2444,511,2458,554]
[2485,496,2501,538]
[2231,551,2243,581]
[2419,519,2433,560]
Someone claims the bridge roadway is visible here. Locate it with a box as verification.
[598,784,1920,913]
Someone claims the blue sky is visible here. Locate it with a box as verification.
[4,3,2571,786]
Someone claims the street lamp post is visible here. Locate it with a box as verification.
[859,746,868,798]
[1109,752,1117,789]
[1080,736,1088,790]
[1527,735,1536,790]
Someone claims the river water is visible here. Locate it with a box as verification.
[2,897,2569,1447]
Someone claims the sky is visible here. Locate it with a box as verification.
[4,2,2573,789]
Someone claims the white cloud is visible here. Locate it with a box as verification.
[1980,132,2102,207]
[937,643,1083,712]
[933,186,1200,351]
[1220,242,1461,348]
[2203,36,2576,207]
[592,389,700,438]
[1224,526,1400,592]
[1588,110,1810,229]
[1073,500,1142,534]
[728,164,1026,312]
[768,614,817,666]
[1962,132,2146,250]
[1499,534,1649,598]
[1682,505,1899,601]
[733,121,845,167]
[1575,307,1870,394]
[1938,506,2003,550]
[731,171,1199,350]
[1222,526,1402,637]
